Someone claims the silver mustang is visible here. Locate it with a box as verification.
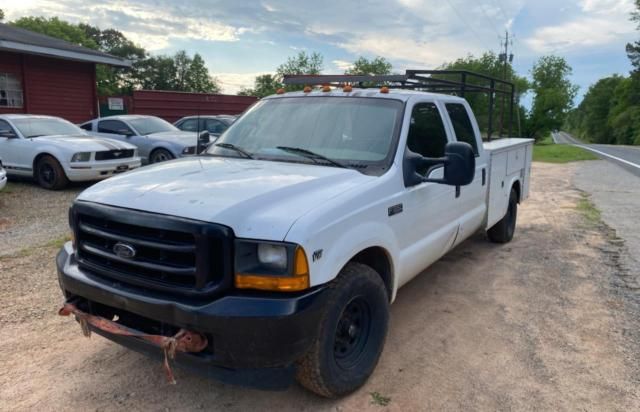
[81,115,209,164]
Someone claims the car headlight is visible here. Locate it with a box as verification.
[133,148,139,158]
[234,240,310,291]
[182,146,196,155]
[71,152,91,162]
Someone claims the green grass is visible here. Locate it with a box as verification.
[370,392,391,407]
[576,193,601,226]
[533,135,598,163]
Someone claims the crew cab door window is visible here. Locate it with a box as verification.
[178,118,199,132]
[205,119,226,134]
[98,120,133,135]
[406,103,449,176]
[445,103,479,155]
[79,122,93,131]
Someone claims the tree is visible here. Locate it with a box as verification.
[238,74,282,98]
[627,0,640,71]
[440,52,529,137]
[345,56,392,75]
[186,53,220,93]
[526,56,578,140]
[0,9,5,21]
[276,51,323,91]
[11,17,97,49]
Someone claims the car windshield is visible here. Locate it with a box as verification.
[129,117,179,135]
[205,97,403,170]
[12,118,85,138]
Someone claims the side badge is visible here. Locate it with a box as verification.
[312,249,323,262]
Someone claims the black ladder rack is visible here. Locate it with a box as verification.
[283,70,517,140]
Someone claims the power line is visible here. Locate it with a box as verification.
[478,2,502,37]
[490,0,509,23]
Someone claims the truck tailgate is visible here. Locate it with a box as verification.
[483,138,534,229]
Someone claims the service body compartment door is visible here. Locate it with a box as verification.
[487,151,509,228]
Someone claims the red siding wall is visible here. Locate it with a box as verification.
[23,55,96,123]
[130,90,257,123]
[0,51,97,123]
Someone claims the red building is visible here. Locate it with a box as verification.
[0,23,129,123]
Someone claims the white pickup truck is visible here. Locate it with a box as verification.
[56,82,532,397]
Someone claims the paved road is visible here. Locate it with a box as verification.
[552,131,640,177]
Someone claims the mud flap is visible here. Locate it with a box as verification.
[59,302,208,384]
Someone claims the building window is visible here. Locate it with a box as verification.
[0,73,24,108]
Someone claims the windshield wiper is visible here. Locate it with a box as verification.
[214,142,254,159]
[276,146,348,169]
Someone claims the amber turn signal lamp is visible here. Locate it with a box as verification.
[303,86,312,93]
[322,85,331,92]
[276,88,285,94]
[235,247,310,292]
[343,84,353,92]
[380,86,389,94]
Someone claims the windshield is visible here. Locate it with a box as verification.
[129,117,180,135]
[12,118,85,138]
[206,97,403,172]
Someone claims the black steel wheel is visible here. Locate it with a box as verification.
[296,262,389,398]
[36,155,69,190]
[488,187,518,243]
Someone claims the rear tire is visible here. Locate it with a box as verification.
[35,155,69,190]
[149,148,174,163]
[296,262,389,398]
[488,188,518,243]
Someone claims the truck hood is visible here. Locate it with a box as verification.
[146,131,198,146]
[77,157,374,240]
[33,135,136,151]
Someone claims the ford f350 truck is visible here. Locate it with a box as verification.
[57,72,533,398]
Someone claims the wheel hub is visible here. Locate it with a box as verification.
[333,297,371,369]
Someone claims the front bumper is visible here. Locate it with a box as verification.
[65,158,142,181]
[56,242,326,389]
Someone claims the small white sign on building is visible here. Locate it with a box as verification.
[108,97,124,111]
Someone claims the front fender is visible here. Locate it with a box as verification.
[301,221,400,302]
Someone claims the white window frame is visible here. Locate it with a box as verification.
[0,73,24,108]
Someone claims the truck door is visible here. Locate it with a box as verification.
[442,102,489,244]
[395,102,460,286]
[0,119,32,175]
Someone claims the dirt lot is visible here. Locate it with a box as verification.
[1,163,639,411]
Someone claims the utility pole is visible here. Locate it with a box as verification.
[498,30,513,136]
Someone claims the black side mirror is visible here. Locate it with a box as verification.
[197,131,210,153]
[403,142,475,187]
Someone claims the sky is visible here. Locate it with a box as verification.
[2,0,638,102]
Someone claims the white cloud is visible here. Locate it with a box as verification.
[525,0,636,53]
[332,59,353,72]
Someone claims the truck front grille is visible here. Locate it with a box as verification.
[72,202,233,298]
[95,149,135,161]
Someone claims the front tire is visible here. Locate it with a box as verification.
[296,262,389,398]
[488,188,518,243]
[149,148,174,163]
[35,155,69,190]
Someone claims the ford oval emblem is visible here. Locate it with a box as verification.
[113,242,136,259]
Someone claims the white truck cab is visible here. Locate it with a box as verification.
[56,76,532,397]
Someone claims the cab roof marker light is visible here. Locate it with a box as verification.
[276,88,285,94]
[380,86,390,94]
[343,84,353,92]
[322,85,331,92]
[303,86,312,93]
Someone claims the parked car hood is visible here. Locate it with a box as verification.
[34,135,136,151]
[76,156,374,240]
[146,131,199,145]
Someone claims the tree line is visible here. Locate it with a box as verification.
[565,0,640,145]
[4,15,221,95]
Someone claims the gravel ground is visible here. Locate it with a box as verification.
[0,180,84,257]
[0,163,639,411]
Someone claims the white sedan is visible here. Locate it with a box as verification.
[0,114,141,190]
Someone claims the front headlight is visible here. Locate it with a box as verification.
[234,240,310,292]
[71,152,91,162]
[182,146,196,155]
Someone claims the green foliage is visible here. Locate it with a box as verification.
[12,17,98,49]
[526,56,578,141]
[440,52,529,138]
[627,0,640,71]
[345,56,392,75]
[238,74,282,98]
[532,142,597,163]
[0,8,5,21]
[276,51,323,91]
[369,391,391,406]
